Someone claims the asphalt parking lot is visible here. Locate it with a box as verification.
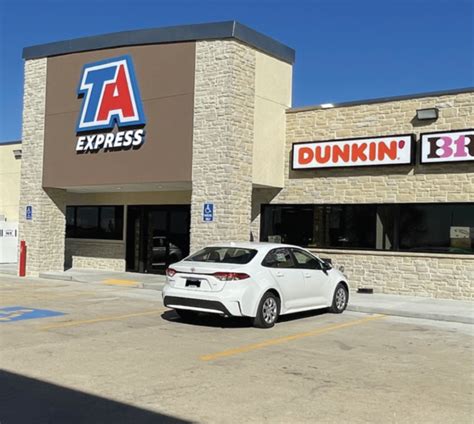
[0,275,473,423]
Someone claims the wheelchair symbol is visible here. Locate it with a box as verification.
[0,308,34,322]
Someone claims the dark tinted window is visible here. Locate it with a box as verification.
[66,206,123,240]
[186,247,257,264]
[399,204,474,254]
[261,203,474,255]
[262,248,296,268]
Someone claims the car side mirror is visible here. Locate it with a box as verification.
[321,261,332,273]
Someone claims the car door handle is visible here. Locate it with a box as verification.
[275,271,284,277]
[303,273,311,278]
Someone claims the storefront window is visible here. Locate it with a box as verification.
[261,203,474,254]
[66,206,123,240]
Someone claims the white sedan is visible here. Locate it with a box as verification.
[162,242,349,328]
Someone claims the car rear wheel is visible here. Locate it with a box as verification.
[175,309,198,322]
[253,292,280,328]
[329,284,348,314]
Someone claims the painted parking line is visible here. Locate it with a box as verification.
[200,314,386,361]
[0,306,65,323]
[103,279,139,287]
[39,308,167,331]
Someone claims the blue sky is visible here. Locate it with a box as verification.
[0,0,472,142]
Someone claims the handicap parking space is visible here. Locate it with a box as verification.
[1,274,473,423]
[0,306,65,322]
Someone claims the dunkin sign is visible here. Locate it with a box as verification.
[420,129,474,164]
[292,134,414,169]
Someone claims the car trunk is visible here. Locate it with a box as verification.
[171,261,248,292]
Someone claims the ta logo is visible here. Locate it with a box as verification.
[75,55,146,153]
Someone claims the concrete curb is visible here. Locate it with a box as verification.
[347,304,474,325]
[39,272,73,281]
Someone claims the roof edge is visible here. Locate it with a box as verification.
[0,140,22,146]
[287,87,474,113]
[22,21,295,64]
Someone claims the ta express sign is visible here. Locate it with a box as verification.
[292,134,414,169]
[75,55,146,153]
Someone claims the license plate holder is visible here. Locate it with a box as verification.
[186,279,201,288]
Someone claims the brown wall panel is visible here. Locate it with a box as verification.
[43,42,195,188]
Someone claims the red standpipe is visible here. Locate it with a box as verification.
[19,240,27,277]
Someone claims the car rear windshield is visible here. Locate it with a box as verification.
[185,247,258,264]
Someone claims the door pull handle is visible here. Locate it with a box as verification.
[276,272,284,277]
[304,273,311,278]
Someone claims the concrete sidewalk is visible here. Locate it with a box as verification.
[37,268,166,290]
[1,266,472,325]
[348,292,473,325]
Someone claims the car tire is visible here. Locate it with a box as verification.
[329,283,348,314]
[175,309,197,322]
[253,292,280,329]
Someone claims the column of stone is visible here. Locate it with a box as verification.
[18,58,66,276]
[190,40,256,252]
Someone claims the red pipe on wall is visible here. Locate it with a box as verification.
[19,240,27,277]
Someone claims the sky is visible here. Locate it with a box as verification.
[0,0,472,142]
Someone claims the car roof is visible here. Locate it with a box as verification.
[206,241,302,251]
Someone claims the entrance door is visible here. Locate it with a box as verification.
[126,205,190,274]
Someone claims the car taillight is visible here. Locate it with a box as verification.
[166,268,177,277]
[213,272,250,281]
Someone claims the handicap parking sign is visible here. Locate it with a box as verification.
[0,306,65,322]
[26,206,33,220]
[203,203,214,222]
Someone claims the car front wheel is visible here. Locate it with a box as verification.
[329,284,348,314]
[253,292,280,328]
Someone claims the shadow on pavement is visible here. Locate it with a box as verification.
[161,307,330,328]
[0,369,192,424]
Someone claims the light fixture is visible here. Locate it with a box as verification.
[416,108,438,121]
[13,149,22,159]
[320,103,334,109]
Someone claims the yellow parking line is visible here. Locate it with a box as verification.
[200,314,386,361]
[39,309,167,331]
[103,279,138,287]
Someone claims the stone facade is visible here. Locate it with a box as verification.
[190,40,256,252]
[251,91,474,300]
[65,239,125,271]
[18,59,66,276]
[312,249,473,300]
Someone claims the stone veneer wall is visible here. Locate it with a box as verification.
[252,92,474,300]
[65,239,125,271]
[18,59,66,276]
[312,250,473,300]
[190,40,255,251]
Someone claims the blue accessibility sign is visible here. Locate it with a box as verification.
[203,203,214,222]
[26,206,33,220]
[0,306,65,323]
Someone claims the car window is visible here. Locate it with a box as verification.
[291,249,322,270]
[262,248,296,268]
[185,247,257,264]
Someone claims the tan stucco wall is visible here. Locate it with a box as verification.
[0,143,21,222]
[65,190,191,205]
[252,51,292,187]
